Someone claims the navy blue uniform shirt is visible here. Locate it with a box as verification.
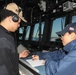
[0,25,19,75]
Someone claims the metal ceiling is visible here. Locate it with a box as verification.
[0,0,76,23]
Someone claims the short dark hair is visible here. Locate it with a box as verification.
[0,9,16,22]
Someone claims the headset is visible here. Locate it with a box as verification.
[4,4,21,22]
[12,7,22,22]
[12,14,19,22]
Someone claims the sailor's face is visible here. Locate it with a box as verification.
[61,32,72,46]
[10,18,21,32]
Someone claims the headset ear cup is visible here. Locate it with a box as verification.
[12,15,19,22]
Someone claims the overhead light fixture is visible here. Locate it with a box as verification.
[72,2,76,8]
[53,9,56,13]
[63,1,73,12]
[38,0,46,12]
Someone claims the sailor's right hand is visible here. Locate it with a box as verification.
[32,55,39,60]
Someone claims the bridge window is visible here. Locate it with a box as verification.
[25,26,31,40]
[32,22,44,41]
[19,27,24,40]
[72,16,76,23]
[50,17,66,41]
[18,26,31,41]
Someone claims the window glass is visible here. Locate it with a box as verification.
[18,26,31,40]
[25,26,31,40]
[19,27,24,40]
[50,17,66,41]
[72,16,76,23]
[32,22,44,41]
[19,27,24,34]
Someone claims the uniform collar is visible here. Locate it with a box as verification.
[63,40,76,52]
[0,25,13,36]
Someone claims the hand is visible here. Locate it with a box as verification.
[32,55,39,60]
[42,60,46,65]
[19,50,30,58]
